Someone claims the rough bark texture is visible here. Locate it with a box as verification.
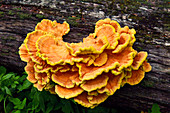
[0,1,169,112]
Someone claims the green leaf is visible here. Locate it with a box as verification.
[35,108,41,113]
[39,94,45,112]
[148,109,151,113]
[11,81,19,88]
[72,104,80,113]
[18,75,27,82]
[22,80,32,89]
[17,85,23,92]
[111,108,118,113]
[49,95,59,104]
[13,110,21,113]
[14,76,20,80]
[1,87,5,92]
[1,72,14,81]
[82,108,86,113]
[17,98,26,109]
[53,103,62,111]
[18,80,32,91]
[22,72,27,75]
[9,97,21,105]
[5,86,12,96]
[70,98,77,104]
[28,87,38,100]
[32,92,40,110]
[6,102,14,113]
[11,83,17,89]
[61,99,74,113]
[0,66,6,78]
[14,81,19,84]
[0,93,4,102]
[87,106,110,113]
[46,103,54,113]
[151,103,161,113]
[26,102,33,111]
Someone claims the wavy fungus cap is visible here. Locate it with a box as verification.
[19,18,152,108]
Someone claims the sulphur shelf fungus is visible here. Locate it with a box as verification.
[19,18,152,108]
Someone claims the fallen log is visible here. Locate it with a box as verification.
[0,1,169,113]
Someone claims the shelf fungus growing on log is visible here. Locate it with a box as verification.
[19,18,152,108]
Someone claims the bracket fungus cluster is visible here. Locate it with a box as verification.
[19,18,151,108]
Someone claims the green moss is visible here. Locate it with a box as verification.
[164,24,170,31]
[17,12,31,19]
[8,10,15,15]
[77,33,83,37]
[66,17,80,27]
[0,11,4,15]
[2,49,9,53]
[13,7,22,10]
[68,16,80,21]
[1,36,16,40]
[136,46,143,50]
[68,21,79,26]
[0,53,9,56]
[129,15,144,21]
[1,36,5,40]
[36,14,44,18]
[15,51,19,55]
[1,40,6,45]
[139,38,145,43]
[141,80,155,87]
[0,11,4,17]
[8,36,16,40]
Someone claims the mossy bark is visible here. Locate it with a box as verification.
[0,1,169,113]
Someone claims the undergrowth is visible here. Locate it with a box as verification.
[0,66,161,113]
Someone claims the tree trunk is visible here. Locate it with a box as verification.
[0,1,169,112]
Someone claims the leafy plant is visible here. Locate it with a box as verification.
[0,66,119,113]
[36,14,44,19]
[0,66,31,113]
[2,65,161,113]
[148,103,161,113]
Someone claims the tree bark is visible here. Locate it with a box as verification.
[0,1,169,113]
